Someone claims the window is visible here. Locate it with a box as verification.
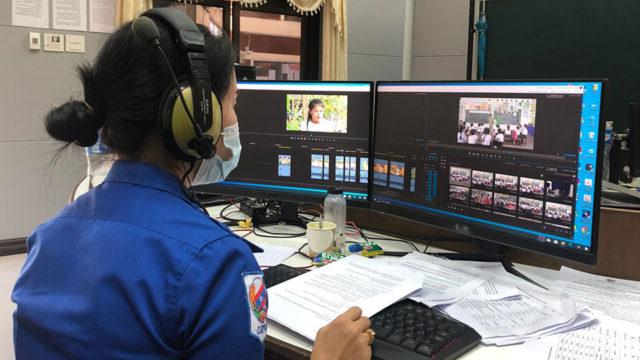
[154,0,320,80]
[239,11,301,80]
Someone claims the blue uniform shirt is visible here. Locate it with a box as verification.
[12,160,267,359]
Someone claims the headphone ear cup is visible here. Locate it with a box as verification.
[160,84,192,161]
[160,82,223,161]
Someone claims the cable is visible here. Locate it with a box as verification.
[253,224,306,238]
[350,222,421,252]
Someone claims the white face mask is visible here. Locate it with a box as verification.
[192,124,242,185]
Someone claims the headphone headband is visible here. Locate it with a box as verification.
[137,8,221,161]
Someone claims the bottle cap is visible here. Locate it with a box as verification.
[328,187,343,195]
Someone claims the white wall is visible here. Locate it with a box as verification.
[412,0,470,80]
[0,3,108,241]
[346,0,407,81]
[346,0,471,82]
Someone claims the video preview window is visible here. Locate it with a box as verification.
[457,98,536,150]
[286,94,348,133]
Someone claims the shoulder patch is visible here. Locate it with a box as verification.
[242,271,268,342]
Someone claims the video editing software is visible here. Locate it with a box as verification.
[213,81,373,201]
[372,82,603,257]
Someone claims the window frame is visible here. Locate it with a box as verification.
[155,0,321,80]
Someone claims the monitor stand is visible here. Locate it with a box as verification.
[239,199,306,228]
[430,239,548,290]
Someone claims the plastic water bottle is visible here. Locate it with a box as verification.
[324,187,346,252]
[86,135,113,187]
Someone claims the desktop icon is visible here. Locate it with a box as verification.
[583,194,592,203]
[588,132,595,140]
[584,178,593,187]
[585,163,593,171]
[582,210,591,219]
[581,226,590,234]
[592,84,599,92]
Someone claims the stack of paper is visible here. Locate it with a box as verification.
[395,252,501,306]
[267,255,423,341]
[441,269,596,345]
[547,315,640,360]
[549,266,640,327]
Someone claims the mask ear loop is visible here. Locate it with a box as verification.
[181,160,210,214]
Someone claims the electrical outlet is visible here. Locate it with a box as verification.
[29,32,41,50]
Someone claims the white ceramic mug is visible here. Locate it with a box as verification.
[306,221,337,257]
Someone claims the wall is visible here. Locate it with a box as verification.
[0,3,109,241]
[346,0,407,81]
[412,0,470,80]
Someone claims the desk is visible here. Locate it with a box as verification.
[206,204,562,360]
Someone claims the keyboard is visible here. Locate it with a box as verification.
[371,300,481,360]
[263,263,309,288]
[262,264,481,360]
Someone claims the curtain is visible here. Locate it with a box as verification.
[116,0,154,26]
[240,0,323,14]
[321,0,347,80]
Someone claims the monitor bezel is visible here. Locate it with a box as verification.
[192,80,375,208]
[371,79,607,265]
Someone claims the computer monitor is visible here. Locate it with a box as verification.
[372,80,606,265]
[194,81,373,205]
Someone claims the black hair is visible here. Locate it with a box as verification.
[483,127,490,135]
[307,98,324,120]
[45,18,235,158]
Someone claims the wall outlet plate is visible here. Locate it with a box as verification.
[29,32,41,50]
[65,34,85,53]
[43,33,64,52]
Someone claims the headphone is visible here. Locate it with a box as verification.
[132,8,222,161]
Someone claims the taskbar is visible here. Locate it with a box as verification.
[373,195,592,253]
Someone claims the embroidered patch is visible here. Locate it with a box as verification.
[242,272,268,342]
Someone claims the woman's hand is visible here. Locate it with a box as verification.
[310,307,373,360]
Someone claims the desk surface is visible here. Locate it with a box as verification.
[206,204,561,360]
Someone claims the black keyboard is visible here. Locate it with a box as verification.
[371,300,481,360]
[262,264,481,360]
[263,263,309,288]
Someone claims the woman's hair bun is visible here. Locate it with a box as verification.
[45,100,103,147]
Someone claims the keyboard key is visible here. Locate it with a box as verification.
[401,338,419,350]
[387,333,405,345]
[371,323,391,339]
[416,343,435,356]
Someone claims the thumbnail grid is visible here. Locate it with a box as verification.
[448,166,575,228]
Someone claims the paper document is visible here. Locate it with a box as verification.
[267,255,423,341]
[89,0,116,33]
[468,278,521,301]
[397,252,497,306]
[551,266,640,326]
[253,244,295,267]
[548,315,640,360]
[13,0,50,28]
[444,272,594,345]
[53,0,87,31]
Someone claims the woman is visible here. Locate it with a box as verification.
[304,98,334,132]
[12,10,372,360]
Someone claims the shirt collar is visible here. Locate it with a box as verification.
[105,160,186,199]
[105,160,264,254]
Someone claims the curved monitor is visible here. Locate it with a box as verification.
[372,80,606,265]
[193,81,374,205]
